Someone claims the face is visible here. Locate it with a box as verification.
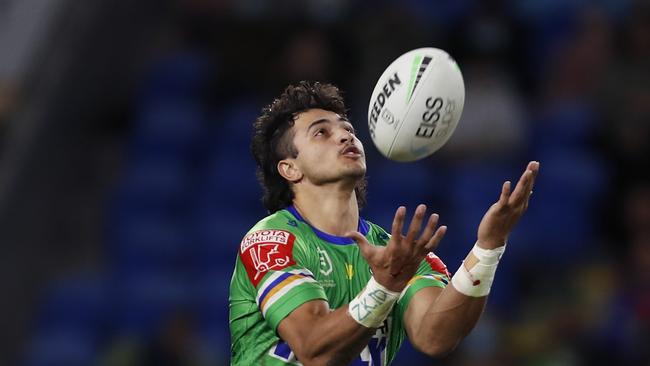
[281,108,366,186]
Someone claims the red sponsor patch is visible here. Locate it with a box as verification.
[239,229,296,287]
[425,252,451,278]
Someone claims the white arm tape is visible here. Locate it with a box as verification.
[472,242,506,265]
[451,242,507,297]
[348,276,400,328]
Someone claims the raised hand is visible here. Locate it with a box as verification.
[347,205,447,292]
[477,161,540,250]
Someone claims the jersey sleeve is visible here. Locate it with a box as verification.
[237,228,328,331]
[394,252,451,321]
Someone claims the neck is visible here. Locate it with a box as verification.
[292,182,359,236]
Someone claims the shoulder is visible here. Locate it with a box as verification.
[236,209,316,285]
[249,209,297,233]
[242,209,297,241]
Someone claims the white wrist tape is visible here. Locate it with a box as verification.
[348,276,399,328]
[451,242,506,297]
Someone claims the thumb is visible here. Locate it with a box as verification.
[345,231,374,259]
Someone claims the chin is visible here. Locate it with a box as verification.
[344,165,366,180]
[311,167,365,186]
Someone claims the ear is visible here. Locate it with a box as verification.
[277,159,303,183]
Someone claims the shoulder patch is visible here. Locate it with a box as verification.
[425,252,451,278]
[240,229,297,287]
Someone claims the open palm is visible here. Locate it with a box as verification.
[347,205,447,292]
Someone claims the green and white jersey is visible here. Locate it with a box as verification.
[229,206,451,366]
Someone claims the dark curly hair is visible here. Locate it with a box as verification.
[251,81,367,213]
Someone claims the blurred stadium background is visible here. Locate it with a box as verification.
[0,0,649,365]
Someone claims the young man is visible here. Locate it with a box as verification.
[229,81,539,365]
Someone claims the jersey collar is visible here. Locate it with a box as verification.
[286,205,370,245]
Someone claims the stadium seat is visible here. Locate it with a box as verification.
[111,271,192,338]
[21,329,98,366]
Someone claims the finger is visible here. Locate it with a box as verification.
[509,168,533,206]
[405,204,427,245]
[424,225,447,252]
[512,160,542,206]
[391,206,406,240]
[417,213,440,247]
[498,181,512,206]
[346,231,374,258]
[522,161,540,208]
[527,161,540,191]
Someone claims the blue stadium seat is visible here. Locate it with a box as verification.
[364,159,445,229]
[130,100,206,157]
[191,270,232,366]
[137,51,211,102]
[443,163,519,252]
[192,270,231,330]
[112,271,191,338]
[207,100,260,155]
[21,329,98,366]
[108,213,191,271]
[532,101,597,149]
[200,154,261,207]
[116,156,193,205]
[34,274,110,332]
[189,209,257,271]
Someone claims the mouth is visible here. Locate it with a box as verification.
[341,145,363,157]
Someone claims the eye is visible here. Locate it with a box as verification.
[343,124,356,134]
[315,128,327,137]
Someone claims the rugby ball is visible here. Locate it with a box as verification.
[367,47,465,162]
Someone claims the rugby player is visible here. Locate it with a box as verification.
[229,81,539,365]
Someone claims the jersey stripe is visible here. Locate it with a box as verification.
[255,269,315,304]
[261,276,317,317]
[255,269,317,317]
[260,275,304,310]
[258,272,293,305]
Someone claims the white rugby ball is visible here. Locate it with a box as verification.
[367,47,465,162]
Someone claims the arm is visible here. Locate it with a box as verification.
[402,264,485,357]
[277,300,373,366]
[277,205,447,366]
[404,161,540,357]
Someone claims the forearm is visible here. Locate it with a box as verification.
[409,248,498,356]
[411,284,487,355]
[280,277,399,365]
[298,305,374,366]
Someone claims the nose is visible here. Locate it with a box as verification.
[338,129,354,144]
